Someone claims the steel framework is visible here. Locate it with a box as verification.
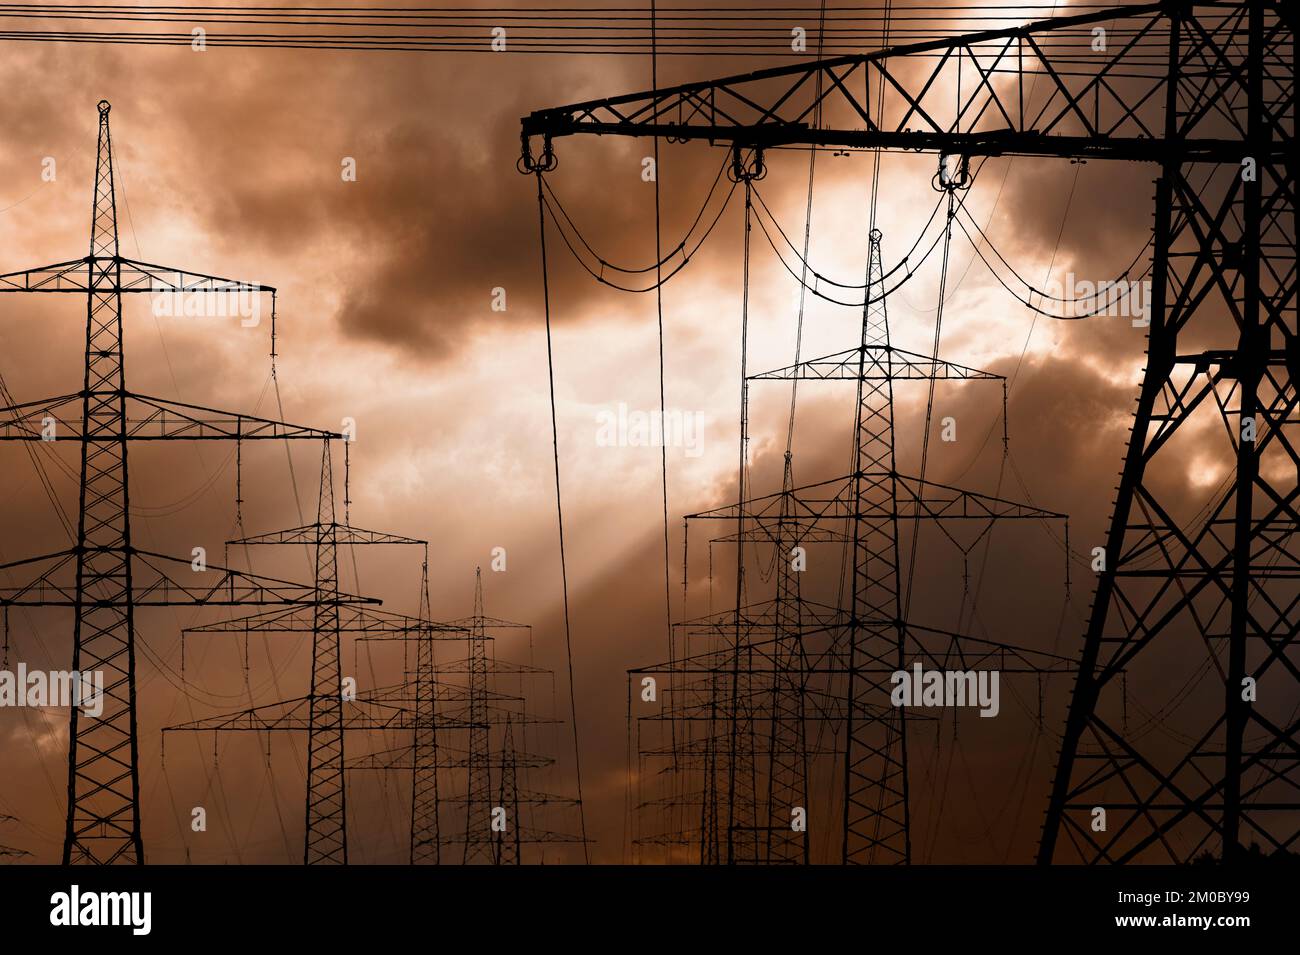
[166,454,431,864]
[627,227,1072,863]
[0,101,364,865]
[521,0,1297,863]
[352,570,584,863]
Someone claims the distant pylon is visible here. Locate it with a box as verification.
[168,457,428,864]
[629,226,1073,863]
[493,716,522,865]
[304,442,346,864]
[463,568,492,863]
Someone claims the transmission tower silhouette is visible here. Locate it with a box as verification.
[166,446,433,864]
[0,101,364,865]
[522,0,1294,867]
[352,569,585,864]
[626,220,1072,863]
[520,0,1295,864]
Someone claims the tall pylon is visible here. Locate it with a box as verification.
[0,101,356,864]
[167,453,429,864]
[763,453,810,864]
[624,221,1074,863]
[842,227,909,863]
[520,0,1295,865]
[1038,1,1297,863]
[463,568,492,863]
[304,442,346,863]
[410,560,442,864]
[493,716,522,865]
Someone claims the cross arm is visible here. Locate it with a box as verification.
[0,548,381,607]
[162,696,412,734]
[186,605,465,637]
[751,345,1004,381]
[348,744,553,771]
[685,473,1065,524]
[226,524,427,547]
[0,392,344,442]
[0,255,275,295]
[522,2,1278,164]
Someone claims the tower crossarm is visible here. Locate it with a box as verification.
[441,789,581,808]
[185,606,467,637]
[163,696,414,734]
[0,255,275,296]
[631,626,1073,677]
[364,681,523,707]
[442,614,531,630]
[437,827,588,845]
[346,744,553,771]
[521,1,1279,165]
[686,474,1064,525]
[0,392,344,442]
[0,548,380,607]
[226,523,426,547]
[900,623,1077,675]
[751,346,1004,382]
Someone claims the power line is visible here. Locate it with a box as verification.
[532,168,591,863]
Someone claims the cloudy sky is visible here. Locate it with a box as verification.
[0,1,1217,865]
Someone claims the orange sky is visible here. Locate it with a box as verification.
[0,2,1212,864]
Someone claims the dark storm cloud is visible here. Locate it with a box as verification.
[0,1,1231,865]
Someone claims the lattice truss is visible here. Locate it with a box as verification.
[521,1,1296,864]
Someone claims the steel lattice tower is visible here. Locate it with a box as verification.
[350,573,585,863]
[410,561,443,864]
[763,454,810,864]
[71,102,140,868]
[493,716,523,865]
[0,101,356,864]
[622,217,1069,862]
[1039,1,1297,864]
[843,227,908,863]
[167,457,430,864]
[303,442,346,863]
[521,0,1296,864]
[462,568,493,863]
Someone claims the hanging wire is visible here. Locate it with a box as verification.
[234,430,244,525]
[901,183,960,619]
[649,0,678,786]
[343,438,352,526]
[269,290,278,378]
[533,166,591,863]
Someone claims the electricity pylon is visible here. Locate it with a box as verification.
[350,571,584,864]
[178,558,472,864]
[493,716,522,865]
[460,568,495,863]
[166,447,429,864]
[0,815,29,860]
[441,571,583,863]
[0,101,364,865]
[344,563,482,864]
[627,226,1072,863]
[522,0,1296,863]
